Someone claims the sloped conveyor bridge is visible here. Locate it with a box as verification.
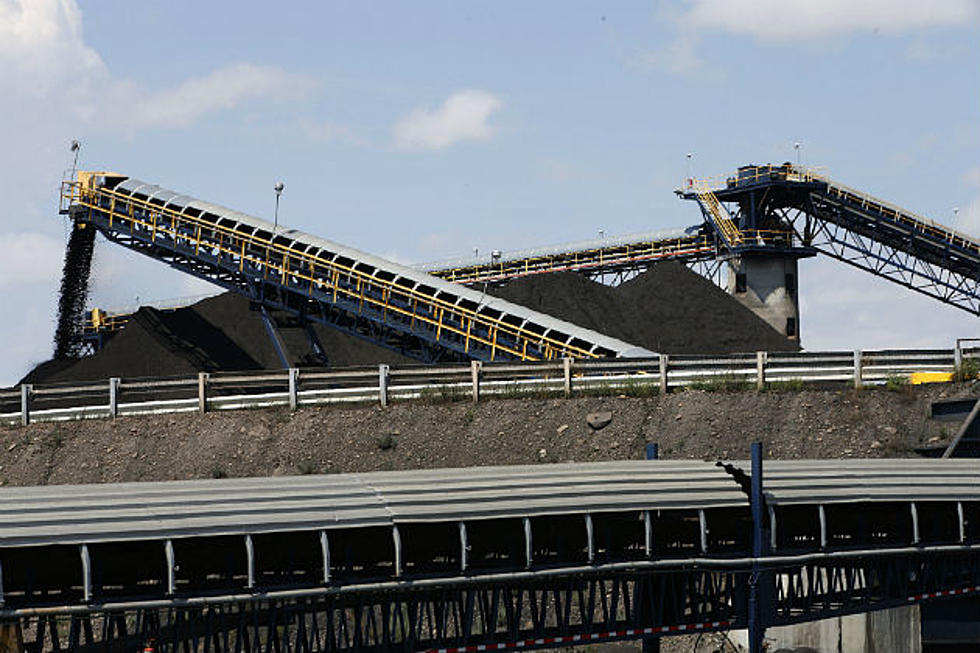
[61,173,653,364]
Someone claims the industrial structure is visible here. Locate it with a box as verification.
[63,164,980,362]
[0,454,978,653]
[59,173,653,364]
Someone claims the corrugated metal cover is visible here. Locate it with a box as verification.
[416,227,699,272]
[740,459,980,505]
[111,178,654,358]
[0,461,744,547]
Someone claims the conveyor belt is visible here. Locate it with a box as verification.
[62,172,654,363]
[419,227,718,285]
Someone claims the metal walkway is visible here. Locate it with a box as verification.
[61,172,653,364]
[1,455,978,653]
[417,227,717,285]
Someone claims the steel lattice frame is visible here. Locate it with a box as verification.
[794,198,980,315]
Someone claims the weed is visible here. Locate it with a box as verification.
[687,376,750,393]
[210,467,228,479]
[297,460,318,475]
[954,358,980,382]
[419,384,466,404]
[376,432,398,451]
[764,379,805,393]
[885,374,910,392]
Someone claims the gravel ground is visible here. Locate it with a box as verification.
[0,382,968,487]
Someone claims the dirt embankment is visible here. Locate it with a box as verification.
[0,383,968,488]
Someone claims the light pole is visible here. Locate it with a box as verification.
[69,140,81,178]
[274,181,284,232]
[686,152,693,186]
[793,142,802,168]
[953,207,960,230]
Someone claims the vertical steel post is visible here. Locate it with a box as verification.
[523,517,533,568]
[320,530,331,584]
[563,357,573,398]
[853,350,863,389]
[756,352,766,390]
[164,539,176,595]
[0,558,4,607]
[954,342,963,373]
[19,384,31,426]
[80,544,92,603]
[748,442,765,653]
[109,377,120,418]
[245,535,256,589]
[198,373,208,414]
[471,360,482,403]
[645,443,659,461]
[288,368,299,410]
[458,522,468,572]
[392,525,403,577]
[379,364,390,408]
[584,514,595,564]
[658,355,669,395]
[641,437,660,653]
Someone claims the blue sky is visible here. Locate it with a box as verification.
[0,0,978,383]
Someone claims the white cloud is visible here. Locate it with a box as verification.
[123,64,312,131]
[680,0,978,42]
[640,31,704,75]
[394,90,503,151]
[0,231,65,285]
[0,0,313,132]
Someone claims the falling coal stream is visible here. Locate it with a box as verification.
[53,221,96,358]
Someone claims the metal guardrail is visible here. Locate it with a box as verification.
[2,347,977,427]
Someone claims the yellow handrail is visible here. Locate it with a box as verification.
[692,179,742,247]
[63,181,601,361]
[430,235,716,283]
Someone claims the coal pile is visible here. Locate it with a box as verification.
[489,261,799,355]
[24,294,415,385]
[23,262,796,385]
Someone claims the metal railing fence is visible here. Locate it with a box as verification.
[3,347,977,427]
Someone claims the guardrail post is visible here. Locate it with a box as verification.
[109,377,120,418]
[756,352,766,390]
[288,368,299,410]
[198,372,209,413]
[379,364,390,408]
[853,350,863,389]
[19,384,31,426]
[563,357,573,398]
[470,360,482,403]
[658,354,669,396]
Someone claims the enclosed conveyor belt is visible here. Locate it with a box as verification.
[681,164,980,314]
[61,172,654,363]
[418,227,717,285]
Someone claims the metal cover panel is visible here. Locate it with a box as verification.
[0,461,744,547]
[110,178,654,358]
[733,459,980,505]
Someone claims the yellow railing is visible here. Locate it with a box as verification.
[692,179,742,247]
[431,235,717,283]
[63,181,605,361]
